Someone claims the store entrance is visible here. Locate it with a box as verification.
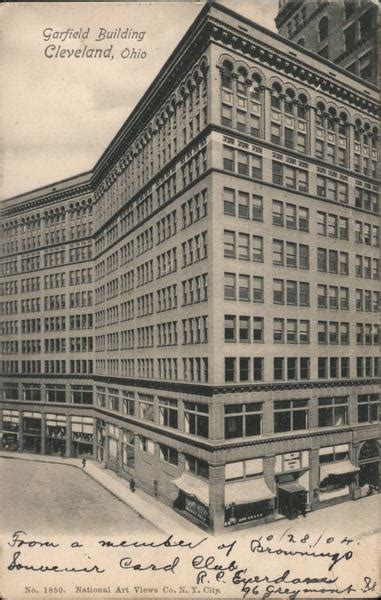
[358,440,380,494]
[277,479,307,519]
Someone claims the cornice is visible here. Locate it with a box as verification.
[208,18,379,117]
[1,183,93,219]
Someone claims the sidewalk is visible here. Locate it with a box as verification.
[0,451,201,536]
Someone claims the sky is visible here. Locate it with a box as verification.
[0,1,278,200]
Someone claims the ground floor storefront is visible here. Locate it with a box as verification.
[0,405,380,531]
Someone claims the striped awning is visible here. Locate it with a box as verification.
[320,460,359,481]
[174,472,209,505]
[225,478,274,506]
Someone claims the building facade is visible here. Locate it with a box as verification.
[0,2,380,532]
[276,0,378,84]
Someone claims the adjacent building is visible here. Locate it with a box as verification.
[276,0,379,84]
[0,1,380,531]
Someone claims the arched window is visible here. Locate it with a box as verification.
[319,16,328,41]
[221,60,233,90]
[271,82,282,110]
[236,67,248,95]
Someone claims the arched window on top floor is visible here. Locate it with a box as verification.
[271,82,282,110]
[319,16,328,41]
[221,60,233,90]
[236,67,248,96]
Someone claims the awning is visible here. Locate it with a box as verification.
[225,478,274,506]
[278,481,305,493]
[173,472,209,505]
[320,460,359,481]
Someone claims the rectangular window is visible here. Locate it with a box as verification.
[223,146,234,171]
[184,402,209,438]
[224,403,262,439]
[224,230,235,258]
[224,315,236,341]
[318,396,348,427]
[225,357,236,382]
[253,276,264,303]
[223,188,235,215]
[274,399,308,433]
[224,273,236,300]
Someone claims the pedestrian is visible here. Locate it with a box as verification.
[82,457,86,469]
[300,501,307,518]
[129,477,135,493]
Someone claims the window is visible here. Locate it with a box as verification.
[318,396,348,427]
[225,403,262,439]
[253,276,264,303]
[273,201,283,226]
[252,236,263,262]
[46,384,66,403]
[252,155,262,179]
[72,385,93,405]
[224,230,235,258]
[273,318,284,343]
[238,192,250,219]
[159,397,178,429]
[225,357,236,382]
[358,394,380,423]
[239,316,250,342]
[273,279,284,304]
[224,273,236,300]
[237,151,249,176]
[223,188,235,215]
[238,233,250,260]
[159,444,178,465]
[253,317,264,342]
[223,146,234,171]
[224,315,236,341]
[185,455,209,479]
[253,357,264,381]
[274,357,284,380]
[274,399,308,433]
[139,394,154,422]
[252,195,263,221]
[184,402,208,438]
[273,240,284,265]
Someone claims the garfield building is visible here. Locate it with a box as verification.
[0,2,380,531]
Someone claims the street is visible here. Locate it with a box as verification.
[0,457,159,536]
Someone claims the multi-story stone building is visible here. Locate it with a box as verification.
[0,2,380,531]
[276,0,378,84]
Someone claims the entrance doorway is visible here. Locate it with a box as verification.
[277,477,307,519]
[358,440,380,493]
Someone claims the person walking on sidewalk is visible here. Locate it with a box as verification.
[82,457,86,469]
[129,477,135,492]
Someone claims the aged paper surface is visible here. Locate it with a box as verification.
[0,1,380,599]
